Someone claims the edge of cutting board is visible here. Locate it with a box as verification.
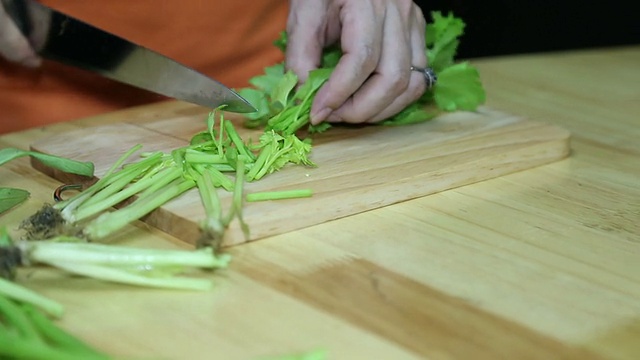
[28,105,571,247]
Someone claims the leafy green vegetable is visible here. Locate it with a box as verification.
[433,62,486,111]
[425,11,466,72]
[0,147,94,177]
[0,187,30,214]
[0,293,111,359]
[239,11,485,132]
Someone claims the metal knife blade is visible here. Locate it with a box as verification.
[2,0,256,113]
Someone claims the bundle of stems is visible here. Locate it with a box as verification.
[16,110,314,263]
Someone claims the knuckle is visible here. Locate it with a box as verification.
[357,44,379,71]
[387,68,411,93]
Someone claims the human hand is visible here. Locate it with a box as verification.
[0,0,44,67]
[285,0,428,125]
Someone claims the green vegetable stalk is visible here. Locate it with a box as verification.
[1,234,230,291]
[0,148,94,216]
[0,293,111,359]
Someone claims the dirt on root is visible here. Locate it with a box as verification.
[19,204,68,240]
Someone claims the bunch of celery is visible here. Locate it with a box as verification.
[19,109,314,248]
[1,228,229,291]
[238,11,486,132]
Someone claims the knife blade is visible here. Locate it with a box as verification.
[2,0,256,113]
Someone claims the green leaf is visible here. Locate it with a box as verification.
[381,103,438,126]
[294,68,333,101]
[0,188,30,214]
[273,31,287,53]
[0,148,94,177]
[426,12,466,72]
[270,70,298,111]
[433,62,486,111]
[238,88,270,122]
[249,63,285,93]
[321,47,342,68]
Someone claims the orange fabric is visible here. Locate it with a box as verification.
[0,1,288,134]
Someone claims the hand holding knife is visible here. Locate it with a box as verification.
[0,0,256,113]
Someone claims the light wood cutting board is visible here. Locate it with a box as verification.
[29,104,571,247]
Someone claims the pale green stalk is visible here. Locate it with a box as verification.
[134,165,183,201]
[42,261,213,291]
[77,152,163,209]
[184,150,228,164]
[225,157,250,239]
[246,189,313,202]
[27,242,226,269]
[72,161,169,222]
[0,277,64,318]
[82,178,195,240]
[54,145,147,221]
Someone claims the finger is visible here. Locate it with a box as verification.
[0,5,41,67]
[327,4,412,124]
[285,0,329,84]
[409,5,428,69]
[309,1,384,124]
[366,7,428,123]
[366,71,426,122]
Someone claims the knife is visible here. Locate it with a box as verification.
[2,0,256,113]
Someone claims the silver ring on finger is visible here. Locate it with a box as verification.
[410,66,437,90]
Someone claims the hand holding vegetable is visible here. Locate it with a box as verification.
[286,0,428,125]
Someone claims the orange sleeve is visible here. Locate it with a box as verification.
[0,1,288,134]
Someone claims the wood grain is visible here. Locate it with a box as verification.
[29,107,569,246]
[1,46,638,360]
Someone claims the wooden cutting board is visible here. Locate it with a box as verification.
[29,104,570,247]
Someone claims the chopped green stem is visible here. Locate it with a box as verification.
[77,153,163,209]
[42,261,213,291]
[55,147,154,219]
[134,165,183,201]
[0,295,44,344]
[246,189,313,202]
[217,111,226,156]
[27,242,227,269]
[184,150,228,164]
[73,161,169,222]
[83,178,195,240]
[194,169,223,226]
[246,144,272,181]
[253,144,293,180]
[101,144,145,178]
[193,164,234,192]
[0,277,64,318]
[224,120,255,161]
[286,91,315,135]
[22,304,109,358]
[192,167,227,247]
[225,157,250,239]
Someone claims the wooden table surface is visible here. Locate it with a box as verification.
[1,46,639,360]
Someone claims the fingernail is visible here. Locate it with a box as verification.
[310,108,332,125]
[21,56,42,68]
